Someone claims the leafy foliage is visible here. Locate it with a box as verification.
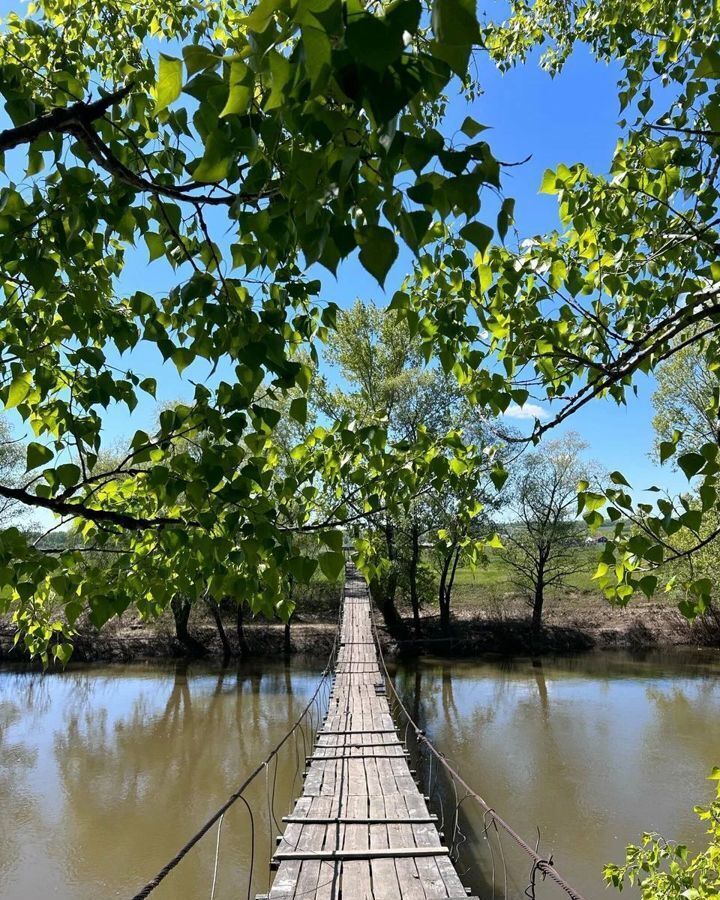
[605,769,720,900]
[396,0,720,617]
[0,0,497,660]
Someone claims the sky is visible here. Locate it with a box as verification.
[0,3,691,504]
[110,43,688,497]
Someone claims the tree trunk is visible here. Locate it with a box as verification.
[171,596,207,656]
[206,597,232,658]
[284,619,292,655]
[531,563,545,641]
[438,546,456,635]
[369,577,409,639]
[409,521,421,635]
[236,603,249,657]
[384,519,399,605]
[445,545,461,616]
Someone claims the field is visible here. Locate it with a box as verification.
[450,546,601,606]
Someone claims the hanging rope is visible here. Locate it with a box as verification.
[128,622,339,900]
[370,607,589,900]
[209,813,225,900]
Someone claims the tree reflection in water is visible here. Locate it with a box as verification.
[0,659,320,900]
[393,652,720,900]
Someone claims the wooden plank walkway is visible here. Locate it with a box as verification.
[262,567,476,900]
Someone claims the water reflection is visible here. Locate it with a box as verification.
[0,659,322,900]
[393,650,720,900]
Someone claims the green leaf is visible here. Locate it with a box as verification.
[52,642,73,665]
[460,220,493,255]
[183,45,219,76]
[398,210,432,252]
[55,464,81,488]
[288,555,318,583]
[171,348,195,374]
[140,377,157,397]
[356,226,398,285]
[155,54,183,113]
[638,575,658,598]
[289,397,308,424]
[581,491,606,513]
[319,551,345,581]
[609,471,632,488]
[497,197,514,241]
[220,60,253,116]
[695,49,720,80]
[346,6,412,72]
[194,130,234,182]
[460,116,487,138]
[432,0,480,47]
[6,371,33,409]
[243,0,284,33]
[677,452,705,479]
[144,232,165,261]
[584,510,603,530]
[659,438,679,463]
[489,464,508,490]
[27,442,53,471]
[320,530,344,553]
[302,25,332,91]
[476,263,492,292]
[539,168,558,194]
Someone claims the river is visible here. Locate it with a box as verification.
[0,650,718,899]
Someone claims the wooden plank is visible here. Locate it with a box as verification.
[283,817,437,825]
[370,792,401,900]
[341,759,373,899]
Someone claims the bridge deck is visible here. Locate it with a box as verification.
[264,568,475,900]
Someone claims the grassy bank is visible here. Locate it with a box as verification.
[394,549,720,653]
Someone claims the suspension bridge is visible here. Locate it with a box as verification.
[131,566,588,900]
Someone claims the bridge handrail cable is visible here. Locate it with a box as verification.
[128,610,341,900]
[369,606,589,900]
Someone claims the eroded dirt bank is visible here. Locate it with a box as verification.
[1,594,717,662]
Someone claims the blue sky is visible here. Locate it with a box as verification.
[107,44,687,497]
[0,2,690,500]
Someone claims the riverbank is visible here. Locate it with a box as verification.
[1,587,717,661]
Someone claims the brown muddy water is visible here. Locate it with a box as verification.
[0,650,719,900]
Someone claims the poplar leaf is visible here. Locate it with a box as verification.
[155,54,183,113]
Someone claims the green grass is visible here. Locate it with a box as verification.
[450,547,601,605]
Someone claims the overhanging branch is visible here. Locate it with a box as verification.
[0,482,193,531]
[0,84,132,152]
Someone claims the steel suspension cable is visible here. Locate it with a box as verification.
[369,606,589,900]
[129,617,340,900]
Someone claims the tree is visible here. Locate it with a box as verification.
[396,0,720,617]
[319,301,502,634]
[652,343,719,457]
[500,435,589,639]
[0,417,26,529]
[0,0,499,660]
[648,354,720,630]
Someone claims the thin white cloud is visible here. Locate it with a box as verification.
[502,403,549,421]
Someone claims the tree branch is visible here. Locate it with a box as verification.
[0,84,132,152]
[0,482,194,531]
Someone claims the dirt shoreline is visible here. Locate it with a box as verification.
[1,594,717,662]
